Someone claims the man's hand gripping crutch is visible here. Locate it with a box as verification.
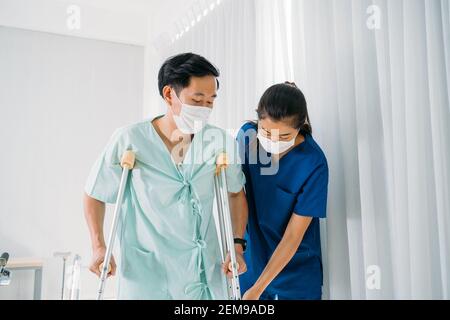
[96,150,136,300]
[214,153,246,300]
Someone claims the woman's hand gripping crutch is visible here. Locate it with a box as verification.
[214,153,242,300]
[96,150,136,300]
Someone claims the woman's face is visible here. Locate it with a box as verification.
[258,117,299,142]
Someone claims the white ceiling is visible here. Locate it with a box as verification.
[0,0,198,45]
[70,0,194,18]
[64,0,197,39]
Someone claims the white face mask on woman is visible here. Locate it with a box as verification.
[171,91,212,134]
[257,131,299,155]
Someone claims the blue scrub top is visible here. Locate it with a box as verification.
[237,122,329,299]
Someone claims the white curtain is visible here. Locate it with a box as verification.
[157,0,450,300]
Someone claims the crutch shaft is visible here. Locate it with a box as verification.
[218,169,241,300]
[96,167,130,300]
[96,150,135,301]
[214,153,241,300]
[214,176,235,299]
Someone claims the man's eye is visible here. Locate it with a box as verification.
[192,100,202,104]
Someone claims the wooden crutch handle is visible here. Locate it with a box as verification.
[121,150,136,170]
[215,153,229,176]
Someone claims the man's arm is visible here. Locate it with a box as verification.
[229,189,248,240]
[222,189,248,277]
[83,193,116,277]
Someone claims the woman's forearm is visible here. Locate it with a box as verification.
[252,233,301,293]
[252,215,312,294]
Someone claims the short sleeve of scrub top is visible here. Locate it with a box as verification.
[293,163,328,218]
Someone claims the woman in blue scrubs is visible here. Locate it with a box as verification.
[237,82,329,300]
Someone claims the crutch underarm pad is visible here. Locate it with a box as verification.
[121,150,136,170]
[215,153,229,175]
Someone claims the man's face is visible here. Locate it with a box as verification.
[170,75,218,115]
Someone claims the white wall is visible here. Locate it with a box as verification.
[141,0,198,119]
[0,26,144,299]
[0,0,148,46]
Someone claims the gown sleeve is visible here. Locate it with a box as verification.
[84,128,125,204]
[223,131,246,194]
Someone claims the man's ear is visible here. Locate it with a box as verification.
[162,85,173,106]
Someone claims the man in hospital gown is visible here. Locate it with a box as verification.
[83,53,249,300]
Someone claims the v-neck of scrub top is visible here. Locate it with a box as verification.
[252,132,312,208]
[149,115,202,178]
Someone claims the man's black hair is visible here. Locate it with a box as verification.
[158,53,220,97]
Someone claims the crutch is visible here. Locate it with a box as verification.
[97,150,136,300]
[214,153,241,300]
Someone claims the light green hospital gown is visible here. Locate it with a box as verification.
[84,117,245,300]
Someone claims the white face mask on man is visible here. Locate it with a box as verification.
[171,91,212,134]
[257,131,299,155]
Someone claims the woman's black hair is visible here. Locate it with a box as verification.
[257,82,312,136]
[158,53,220,97]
